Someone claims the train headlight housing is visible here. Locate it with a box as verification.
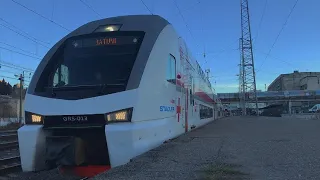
[25,111,43,125]
[105,108,132,123]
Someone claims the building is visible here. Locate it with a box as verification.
[268,71,320,91]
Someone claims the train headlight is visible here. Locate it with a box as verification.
[105,108,132,123]
[31,114,42,123]
[25,111,43,125]
[94,25,121,32]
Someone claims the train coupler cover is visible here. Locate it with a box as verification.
[46,136,86,167]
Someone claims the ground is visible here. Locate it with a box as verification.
[93,116,320,180]
[12,116,320,180]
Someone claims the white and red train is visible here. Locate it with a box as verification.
[18,15,223,177]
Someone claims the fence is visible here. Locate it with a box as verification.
[282,113,320,120]
[0,96,22,126]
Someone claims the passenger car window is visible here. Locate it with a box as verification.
[200,104,213,119]
[166,54,176,84]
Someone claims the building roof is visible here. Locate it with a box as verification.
[268,71,320,90]
[268,74,284,90]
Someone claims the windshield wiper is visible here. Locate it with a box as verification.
[98,83,126,94]
[46,83,126,97]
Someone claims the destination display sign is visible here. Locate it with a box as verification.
[67,36,140,49]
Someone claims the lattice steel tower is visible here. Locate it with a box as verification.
[239,38,245,114]
[240,0,258,115]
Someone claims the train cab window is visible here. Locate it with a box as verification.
[34,31,145,100]
[166,54,176,84]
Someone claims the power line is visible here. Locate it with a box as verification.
[79,0,102,18]
[198,39,239,56]
[0,41,39,57]
[0,75,18,81]
[173,0,200,49]
[0,22,50,48]
[0,17,50,45]
[199,0,207,61]
[0,46,42,60]
[257,0,299,72]
[0,69,21,75]
[254,49,294,68]
[51,0,55,20]
[10,0,70,32]
[0,64,34,73]
[0,60,35,72]
[172,1,201,16]
[0,75,30,83]
[140,0,153,14]
[253,0,268,44]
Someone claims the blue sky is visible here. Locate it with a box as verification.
[0,0,319,93]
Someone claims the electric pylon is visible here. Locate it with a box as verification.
[240,0,259,115]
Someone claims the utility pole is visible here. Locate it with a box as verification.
[240,0,259,116]
[18,72,24,125]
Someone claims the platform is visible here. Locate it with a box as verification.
[93,116,320,180]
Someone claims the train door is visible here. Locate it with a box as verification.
[187,75,194,130]
[177,69,187,132]
[178,41,187,132]
[176,84,186,132]
[183,59,193,132]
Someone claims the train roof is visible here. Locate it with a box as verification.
[72,15,169,36]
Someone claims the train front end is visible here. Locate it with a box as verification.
[18,15,169,177]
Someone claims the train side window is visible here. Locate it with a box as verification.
[200,104,213,119]
[53,64,69,87]
[166,54,176,84]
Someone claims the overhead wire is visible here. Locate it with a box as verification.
[253,0,268,44]
[0,75,31,83]
[10,0,70,32]
[0,75,18,81]
[199,0,207,62]
[0,17,50,45]
[79,0,102,18]
[254,49,294,68]
[0,64,34,73]
[0,46,42,60]
[0,21,50,48]
[51,0,55,20]
[173,1,200,17]
[0,41,39,57]
[256,0,299,73]
[140,0,153,14]
[0,60,35,72]
[173,0,199,49]
[0,69,22,75]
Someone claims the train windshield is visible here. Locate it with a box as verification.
[36,31,144,99]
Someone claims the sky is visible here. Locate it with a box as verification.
[0,0,319,93]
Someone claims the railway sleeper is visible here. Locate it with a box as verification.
[0,163,21,176]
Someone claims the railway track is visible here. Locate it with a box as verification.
[0,129,21,177]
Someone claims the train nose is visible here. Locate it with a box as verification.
[46,136,86,168]
[44,127,111,177]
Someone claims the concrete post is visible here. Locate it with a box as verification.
[288,101,292,114]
